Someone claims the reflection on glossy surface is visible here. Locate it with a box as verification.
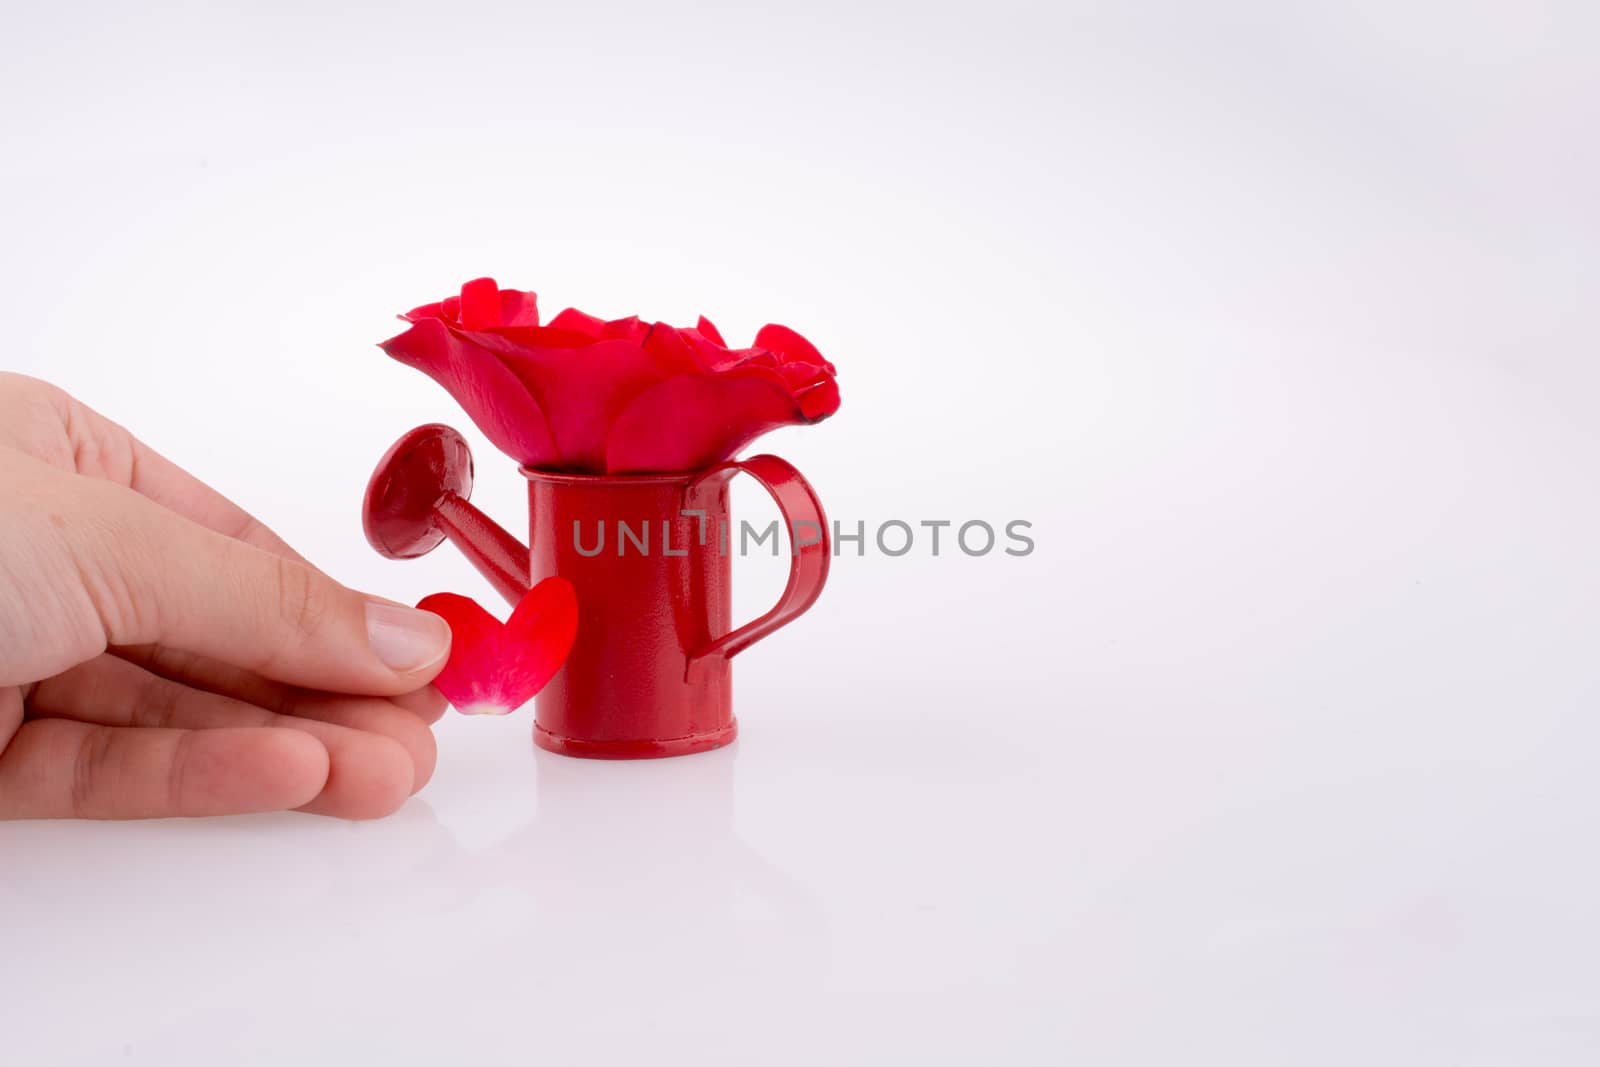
[6,674,1600,1063]
[0,725,832,1062]
[412,742,829,993]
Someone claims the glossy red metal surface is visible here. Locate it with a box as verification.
[361,426,830,759]
[433,493,531,606]
[363,424,474,559]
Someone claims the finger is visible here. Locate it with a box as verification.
[116,439,311,563]
[0,719,329,820]
[389,686,450,726]
[122,650,439,795]
[271,692,438,795]
[108,644,444,795]
[28,656,423,817]
[15,377,311,563]
[114,643,450,728]
[1,687,21,745]
[115,641,446,766]
[47,469,451,696]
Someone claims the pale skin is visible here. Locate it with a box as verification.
[0,373,453,819]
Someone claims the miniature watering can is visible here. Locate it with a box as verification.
[362,425,830,758]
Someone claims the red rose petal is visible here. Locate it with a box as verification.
[601,315,651,344]
[793,376,841,420]
[695,315,727,347]
[677,327,741,370]
[603,370,806,473]
[385,283,840,475]
[497,288,540,327]
[641,323,705,371]
[380,318,560,467]
[546,307,607,338]
[497,338,686,470]
[405,282,541,329]
[754,323,826,367]
[542,309,654,345]
[417,579,578,716]
[400,299,447,324]
[706,345,778,372]
[484,325,599,350]
[457,277,502,330]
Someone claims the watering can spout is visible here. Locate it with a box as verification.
[362,424,530,607]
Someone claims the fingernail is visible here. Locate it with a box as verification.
[366,600,451,673]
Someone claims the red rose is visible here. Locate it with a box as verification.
[379,278,840,473]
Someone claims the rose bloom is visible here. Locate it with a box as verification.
[380,278,840,474]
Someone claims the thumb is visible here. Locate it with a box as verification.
[58,470,451,696]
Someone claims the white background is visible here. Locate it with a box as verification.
[2,1,1599,1063]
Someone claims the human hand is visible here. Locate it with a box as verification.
[0,373,450,819]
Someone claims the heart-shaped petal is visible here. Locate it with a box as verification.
[417,579,578,716]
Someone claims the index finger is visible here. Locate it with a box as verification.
[25,377,311,564]
[0,718,330,820]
